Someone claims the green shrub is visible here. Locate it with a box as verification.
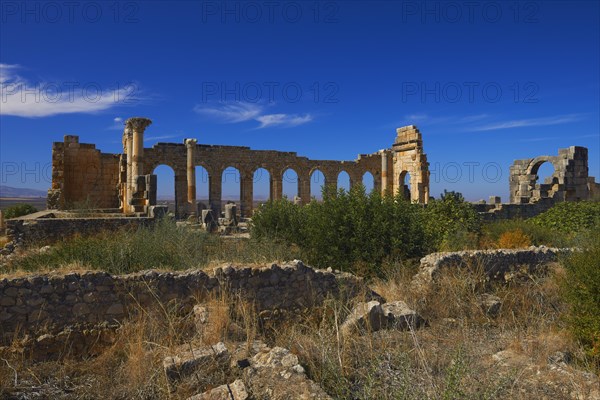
[560,229,600,369]
[482,219,566,248]
[6,218,298,275]
[423,190,481,251]
[530,201,600,234]
[251,186,483,276]
[3,203,38,219]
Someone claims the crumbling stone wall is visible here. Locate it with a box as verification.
[48,118,432,218]
[0,261,369,341]
[47,135,120,209]
[5,215,154,246]
[391,125,430,203]
[509,146,596,204]
[413,246,574,287]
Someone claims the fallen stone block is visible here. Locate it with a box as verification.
[163,342,229,383]
[340,301,385,335]
[382,301,425,330]
[187,379,248,400]
[243,346,331,399]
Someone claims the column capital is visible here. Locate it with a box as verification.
[125,117,152,132]
[184,138,198,148]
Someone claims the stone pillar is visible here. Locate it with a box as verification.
[298,174,311,205]
[209,173,222,217]
[126,117,152,193]
[381,151,388,195]
[174,168,188,219]
[270,171,283,201]
[240,171,253,217]
[124,126,134,213]
[185,138,198,216]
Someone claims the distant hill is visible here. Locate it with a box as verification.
[0,185,47,198]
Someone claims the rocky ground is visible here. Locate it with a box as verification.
[1,256,599,399]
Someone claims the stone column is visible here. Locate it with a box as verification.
[174,168,188,219]
[381,151,388,196]
[123,126,133,213]
[298,173,311,205]
[185,138,198,216]
[126,117,152,192]
[240,171,253,217]
[270,171,283,201]
[209,173,222,217]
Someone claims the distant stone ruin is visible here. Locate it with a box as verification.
[46,118,430,218]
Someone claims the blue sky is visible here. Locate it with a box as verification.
[1,0,599,201]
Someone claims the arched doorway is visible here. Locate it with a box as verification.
[399,171,411,200]
[283,168,299,200]
[362,172,375,193]
[222,166,241,213]
[337,171,350,192]
[152,164,176,213]
[310,169,325,200]
[253,168,270,206]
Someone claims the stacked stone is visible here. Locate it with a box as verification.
[0,261,367,341]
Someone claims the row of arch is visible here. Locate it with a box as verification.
[152,165,388,215]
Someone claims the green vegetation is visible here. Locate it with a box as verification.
[2,203,38,219]
[251,186,482,276]
[559,229,600,369]
[530,201,600,234]
[3,218,298,275]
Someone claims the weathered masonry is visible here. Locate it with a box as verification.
[47,118,431,218]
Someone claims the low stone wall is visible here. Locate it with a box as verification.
[4,216,154,247]
[473,199,555,221]
[413,246,574,287]
[0,261,369,342]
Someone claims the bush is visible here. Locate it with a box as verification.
[482,219,566,248]
[560,229,600,369]
[252,185,429,276]
[496,229,532,249]
[530,201,600,234]
[251,187,484,276]
[423,190,481,251]
[5,218,298,275]
[3,203,38,219]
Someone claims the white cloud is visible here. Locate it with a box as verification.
[255,113,313,128]
[470,114,584,131]
[144,134,180,142]
[0,64,139,118]
[193,102,313,129]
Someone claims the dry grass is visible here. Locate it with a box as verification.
[1,261,598,400]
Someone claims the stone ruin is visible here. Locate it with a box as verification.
[475,146,600,220]
[1,117,598,248]
[46,117,431,220]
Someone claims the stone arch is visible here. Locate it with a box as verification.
[399,170,411,200]
[253,167,271,203]
[151,164,176,213]
[310,168,325,200]
[282,167,299,200]
[221,166,241,214]
[362,171,375,193]
[337,170,351,192]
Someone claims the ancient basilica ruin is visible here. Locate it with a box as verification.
[45,116,599,221]
[46,117,430,218]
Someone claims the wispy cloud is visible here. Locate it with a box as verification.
[392,113,490,128]
[193,101,314,129]
[108,116,124,130]
[144,134,181,142]
[469,114,584,132]
[255,113,313,128]
[0,63,140,118]
[518,134,599,143]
